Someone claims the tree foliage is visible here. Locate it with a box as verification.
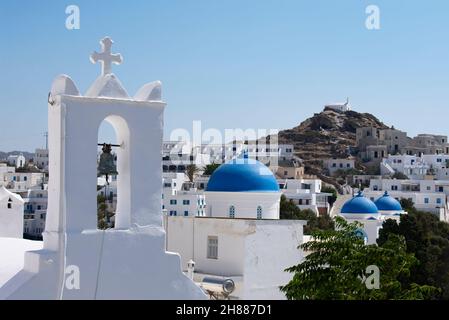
[185,164,200,182]
[281,217,437,300]
[378,209,449,299]
[97,194,114,230]
[280,195,334,234]
[391,172,409,180]
[203,162,221,176]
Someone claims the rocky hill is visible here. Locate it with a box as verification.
[278,107,389,173]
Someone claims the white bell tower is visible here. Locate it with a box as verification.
[1,37,206,300]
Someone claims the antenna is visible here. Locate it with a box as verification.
[43,132,48,149]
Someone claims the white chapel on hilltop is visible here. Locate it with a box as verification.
[0,37,205,300]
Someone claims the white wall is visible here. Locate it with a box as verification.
[165,216,306,300]
[206,192,280,219]
[242,220,304,299]
[0,188,24,238]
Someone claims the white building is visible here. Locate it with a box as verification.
[324,157,356,176]
[163,141,296,169]
[365,178,449,221]
[7,154,26,169]
[380,154,449,180]
[2,172,44,192]
[279,178,331,215]
[33,149,49,171]
[163,173,206,217]
[166,217,304,299]
[22,187,48,238]
[0,164,15,184]
[162,141,211,173]
[324,98,352,112]
[0,186,24,239]
[166,155,305,299]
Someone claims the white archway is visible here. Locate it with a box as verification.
[97,115,131,229]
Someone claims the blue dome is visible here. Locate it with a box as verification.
[341,192,379,214]
[375,191,402,211]
[206,156,280,192]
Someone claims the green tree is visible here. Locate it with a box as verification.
[392,172,409,180]
[203,162,221,176]
[281,217,437,300]
[186,164,200,182]
[378,210,449,299]
[400,198,415,211]
[279,195,334,234]
[280,194,302,220]
[97,194,114,230]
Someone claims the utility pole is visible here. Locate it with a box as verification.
[44,132,48,150]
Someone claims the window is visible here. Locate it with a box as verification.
[332,163,337,168]
[427,186,431,191]
[170,199,177,205]
[437,198,442,205]
[347,163,351,168]
[207,236,218,259]
[24,176,27,181]
[169,210,177,216]
[183,200,190,205]
[424,198,429,204]
[391,186,398,191]
[229,206,235,218]
[184,211,189,216]
[257,206,262,219]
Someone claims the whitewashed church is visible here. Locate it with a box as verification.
[165,154,306,299]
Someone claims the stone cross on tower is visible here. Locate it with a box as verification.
[90,37,123,76]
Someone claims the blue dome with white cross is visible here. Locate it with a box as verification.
[375,191,403,211]
[341,192,379,214]
[206,154,280,192]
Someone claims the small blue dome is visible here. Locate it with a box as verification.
[341,192,379,214]
[375,191,402,211]
[206,155,280,192]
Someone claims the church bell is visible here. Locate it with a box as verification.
[97,143,118,181]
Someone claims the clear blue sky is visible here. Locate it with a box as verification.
[1,0,449,152]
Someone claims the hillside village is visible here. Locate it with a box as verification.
[1,37,449,299]
[2,99,449,241]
